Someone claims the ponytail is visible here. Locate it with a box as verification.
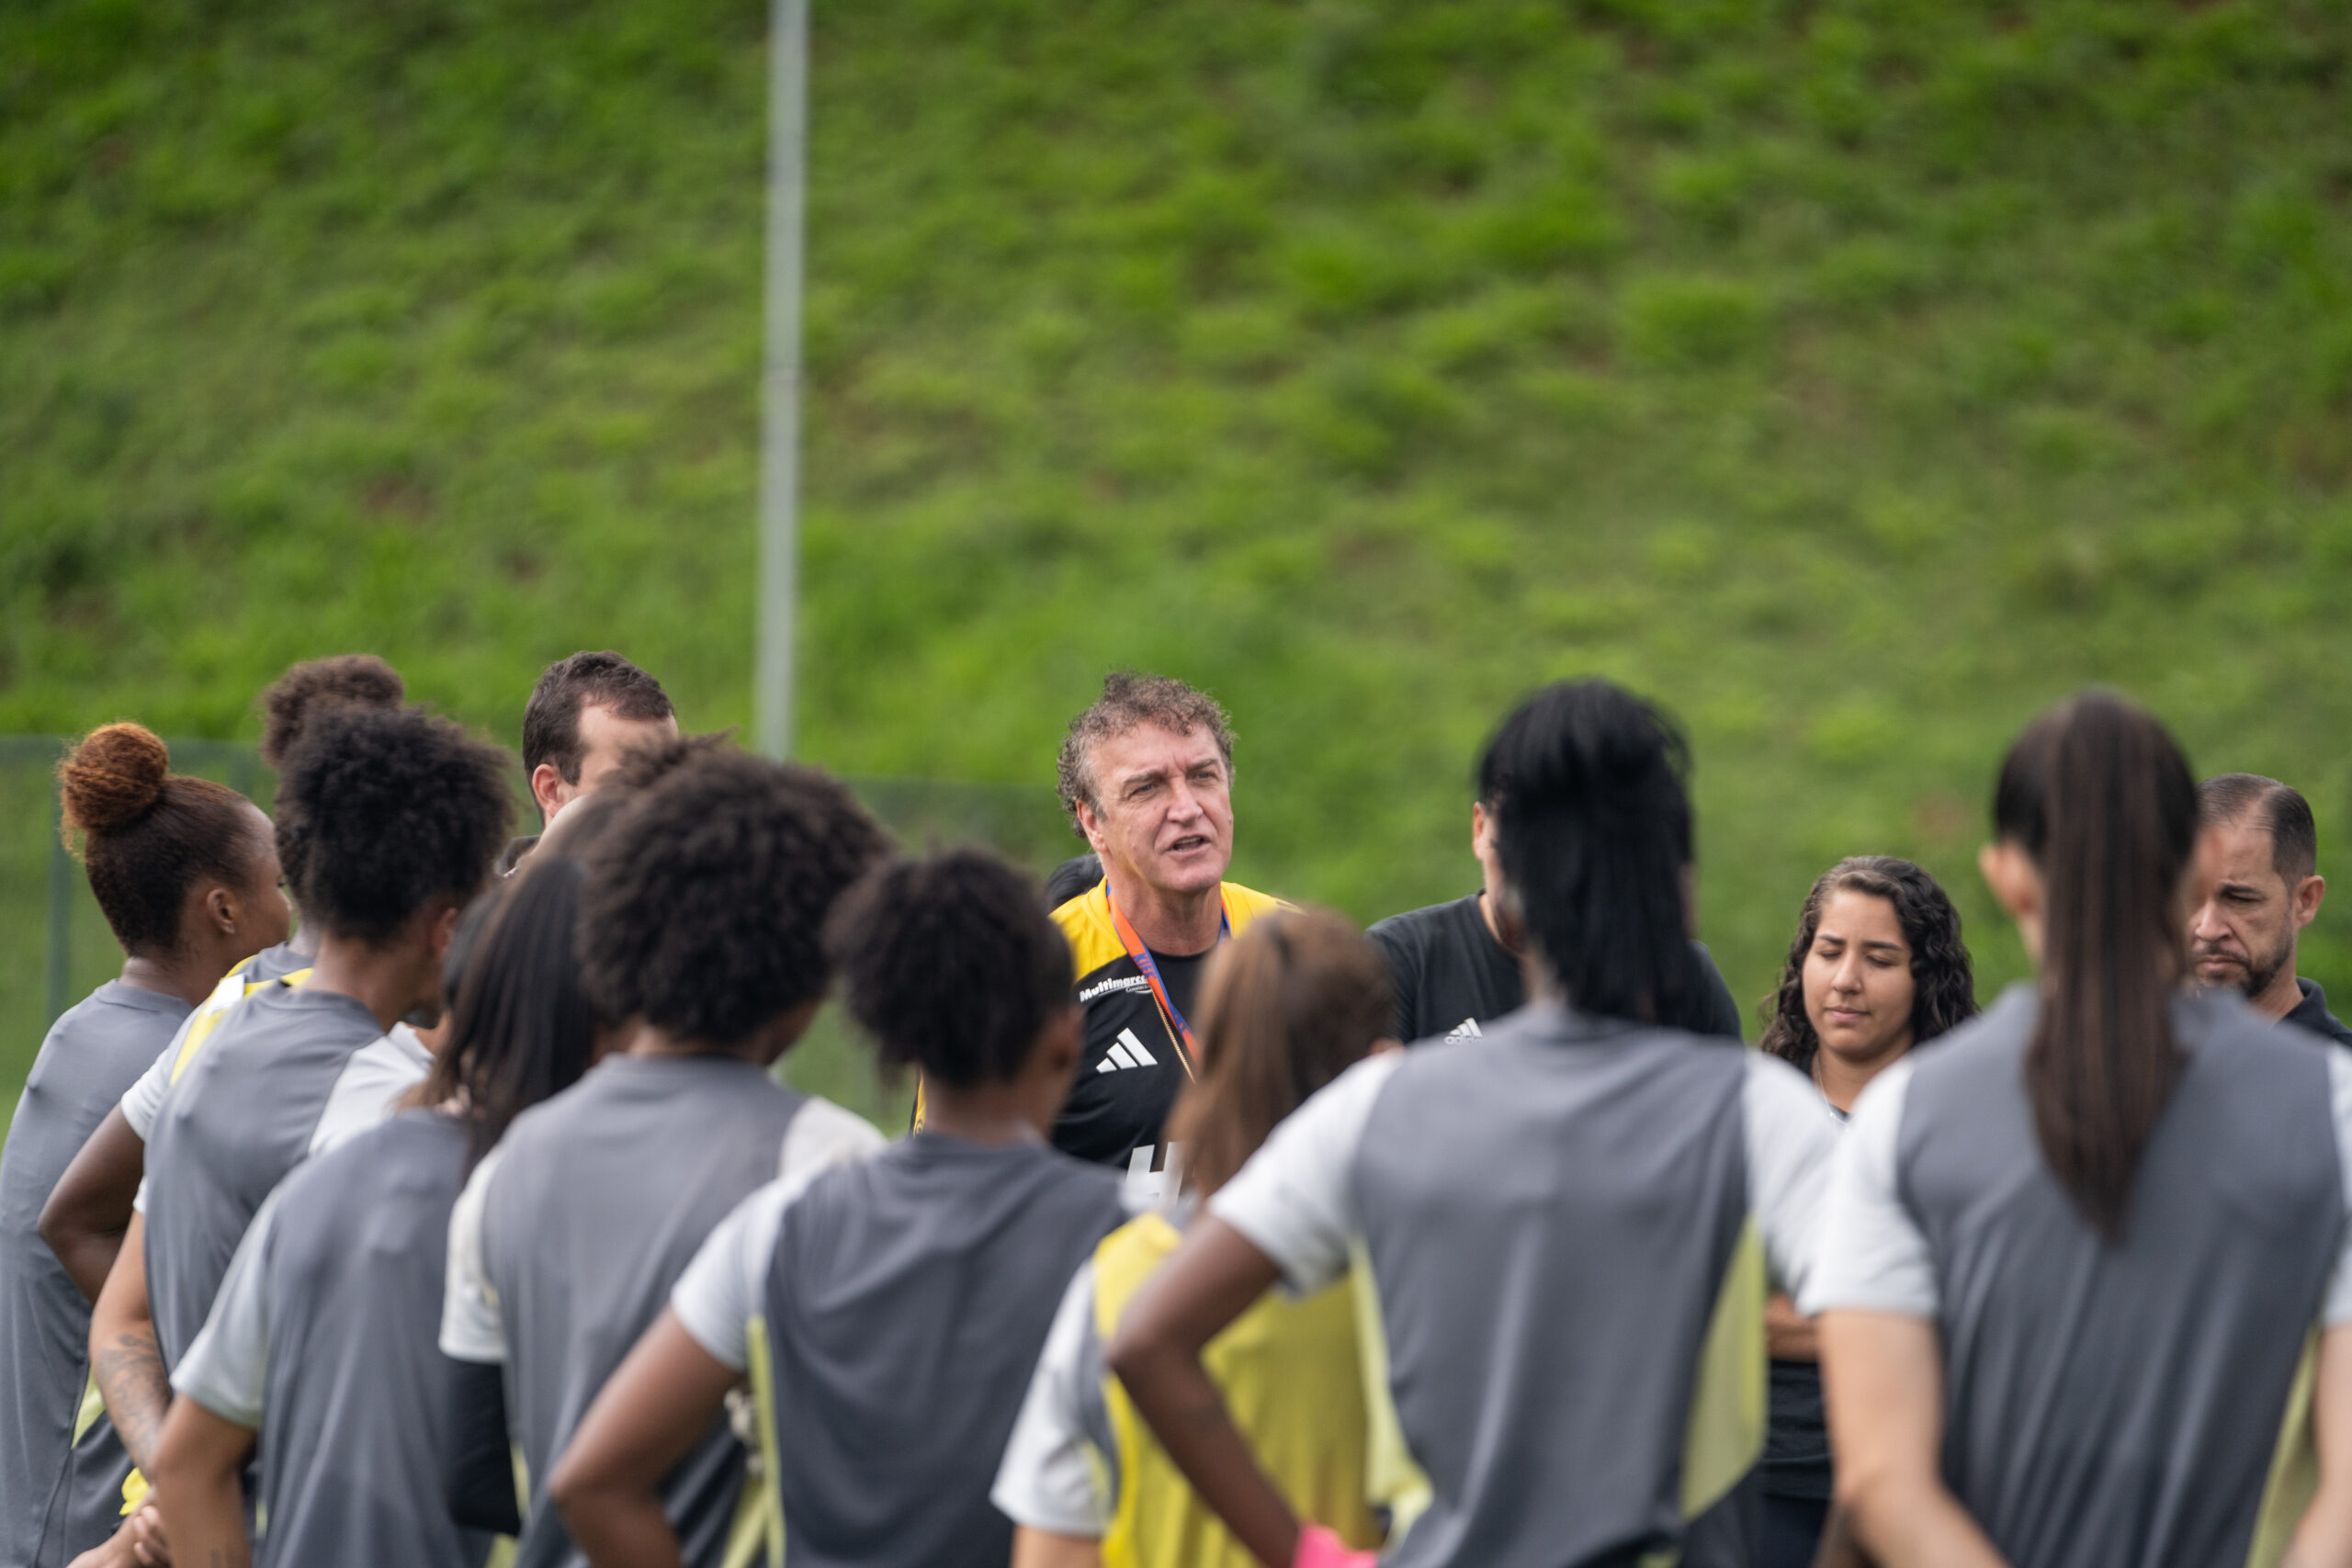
[1994,692,2199,1240]
[1478,680,1709,1030]
[1169,908,1390,1199]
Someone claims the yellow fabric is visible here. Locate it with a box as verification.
[1091,1213,1380,1568]
[1051,879,1287,982]
[119,1466,147,1517]
[72,1370,105,1446]
[912,882,1284,1132]
[745,1314,788,1568]
[2246,1327,2319,1568]
[170,962,311,1085]
[1637,1217,1769,1568]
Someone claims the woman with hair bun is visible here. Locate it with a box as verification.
[1752,856,1974,1567]
[0,724,288,1567]
[1811,692,2352,1566]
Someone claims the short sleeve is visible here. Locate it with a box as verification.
[2323,1052,2352,1325]
[120,1031,179,1142]
[992,1262,1113,1538]
[673,1180,797,1374]
[1798,1056,1936,1318]
[1209,1052,1400,1297]
[438,1147,508,1365]
[309,1031,431,1158]
[777,1097,887,1197]
[173,1191,277,1429]
[1741,1053,1842,1299]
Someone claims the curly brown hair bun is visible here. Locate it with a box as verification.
[57,723,266,956]
[59,723,171,833]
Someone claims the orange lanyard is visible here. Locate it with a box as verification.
[1106,889,1230,1063]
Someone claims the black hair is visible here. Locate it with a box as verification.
[257,655,406,770]
[2199,773,2318,884]
[1760,856,1977,1075]
[1996,691,2199,1241]
[1476,679,1710,1030]
[421,860,603,1173]
[522,650,674,783]
[580,751,888,1045]
[1043,853,1104,909]
[276,706,515,947]
[58,724,271,958]
[828,848,1073,1089]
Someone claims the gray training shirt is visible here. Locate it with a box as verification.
[1213,1003,1838,1568]
[173,1109,493,1568]
[1805,986,2352,1567]
[672,1134,1128,1568]
[0,982,190,1567]
[442,1054,882,1568]
[142,982,425,1370]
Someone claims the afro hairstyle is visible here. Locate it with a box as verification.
[827,848,1072,1089]
[276,706,514,946]
[579,750,888,1045]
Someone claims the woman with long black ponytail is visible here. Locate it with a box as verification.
[1811,692,2352,1566]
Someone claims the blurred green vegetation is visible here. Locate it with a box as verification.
[8,0,2352,1117]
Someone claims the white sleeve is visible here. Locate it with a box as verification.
[776,1096,887,1199]
[172,1191,277,1429]
[672,1180,796,1374]
[1742,1053,1843,1302]
[438,1147,508,1365]
[130,1177,148,1217]
[120,1030,183,1141]
[1798,1057,1936,1318]
[1209,1052,1400,1297]
[992,1262,1112,1538]
[308,1029,431,1158]
[2323,1053,2352,1325]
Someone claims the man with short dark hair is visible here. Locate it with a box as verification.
[2192,773,2351,1045]
[1369,788,1746,1047]
[503,651,679,872]
[930,673,1283,1201]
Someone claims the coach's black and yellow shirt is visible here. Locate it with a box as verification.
[1049,879,1284,1199]
[915,879,1284,1201]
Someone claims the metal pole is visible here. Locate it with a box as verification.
[46,796,71,1028]
[754,0,809,761]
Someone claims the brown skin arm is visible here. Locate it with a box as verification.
[550,1309,741,1566]
[90,1213,172,1476]
[1012,1529,1102,1568]
[1765,1292,1818,1362]
[41,1107,147,1304]
[152,1398,255,1568]
[1819,1310,2005,1568]
[1104,1217,1298,1568]
[2285,1324,2352,1568]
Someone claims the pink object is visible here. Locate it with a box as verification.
[1292,1523,1378,1568]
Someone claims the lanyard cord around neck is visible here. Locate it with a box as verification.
[1106,887,1231,1064]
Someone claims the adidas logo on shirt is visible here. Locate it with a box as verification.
[1096,1029,1159,1073]
[1445,1017,1483,1042]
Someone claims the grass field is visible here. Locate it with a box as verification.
[8,0,2352,1115]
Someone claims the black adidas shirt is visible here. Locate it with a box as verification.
[2287,977,2352,1048]
[1047,881,1285,1199]
[1366,891,1747,1043]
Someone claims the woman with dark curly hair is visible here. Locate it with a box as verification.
[1754,855,1973,1568]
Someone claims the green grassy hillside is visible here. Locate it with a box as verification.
[8,0,2352,1105]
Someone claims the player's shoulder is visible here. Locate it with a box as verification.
[1220,882,1289,930]
[1053,881,1126,976]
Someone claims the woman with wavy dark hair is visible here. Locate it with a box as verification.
[1812,692,2352,1567]
[1752,856,1974,1568]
